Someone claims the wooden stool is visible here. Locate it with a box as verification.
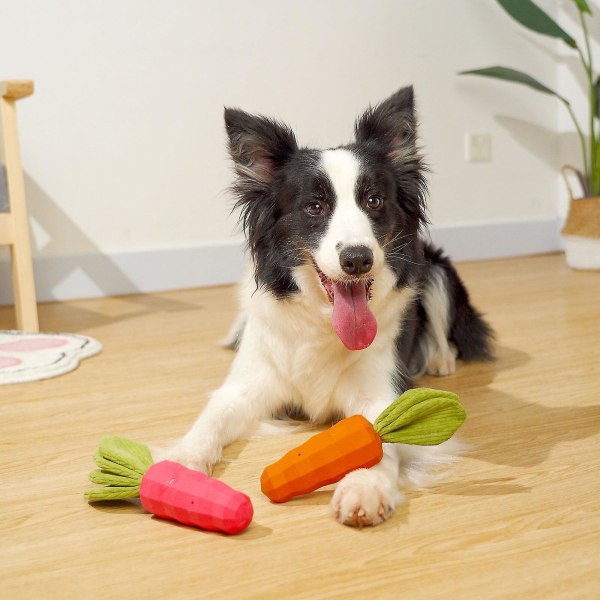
[0,80,38,332]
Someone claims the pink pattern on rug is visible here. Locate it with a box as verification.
[0,331,102,385]
[0,356,22,369]
[0,338,68,352]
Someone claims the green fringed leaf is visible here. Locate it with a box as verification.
[85,436,154,503]
[378,399,466,445]
[89,469,141,487]
[572,0,592,15]
[97,436,153,476]
[84,486,140,502]
[374,388,466,446]
[459,66,570,105]
[496,0,577,48]
[375,388,458,435]
[93,452,145,479]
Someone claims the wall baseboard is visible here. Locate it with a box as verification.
[0,241,247,305]
[428,217,563,262]
[0,218,562,305]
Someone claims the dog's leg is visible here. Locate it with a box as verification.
[331,397,404,527]
[421,243,494,371]
[421,265,457,377]
[154,379,274,474]
[331,390,463,526]
[218,311,246,350]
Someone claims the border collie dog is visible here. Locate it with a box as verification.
[161,86,493,527]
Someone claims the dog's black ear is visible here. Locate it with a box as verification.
[224,108,298,186]
[354,86,417,163]
[356,87,428,230]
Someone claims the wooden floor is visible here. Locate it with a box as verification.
[1,253,599,599]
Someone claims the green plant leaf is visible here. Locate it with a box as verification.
[374,388,459,435]
[84,486,140,502]
[594,75,600,119]
[97,436,154,476]
[85,436,154,503]
[89,469,141,487]
[373,388,466,446]
[93,452,145,479]
[497,0,577,48]
[572,0,592,15]
[459,66,570,105]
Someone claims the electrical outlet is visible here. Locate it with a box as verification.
[465,133,492,162]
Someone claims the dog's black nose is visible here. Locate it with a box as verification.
[339,246,373,276]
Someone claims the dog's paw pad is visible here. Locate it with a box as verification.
[331,469,401,528]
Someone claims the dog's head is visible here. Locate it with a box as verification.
[225,86,427,350]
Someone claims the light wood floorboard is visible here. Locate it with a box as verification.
[1,252,599,599]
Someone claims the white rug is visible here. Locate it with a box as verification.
[0,331,102,384]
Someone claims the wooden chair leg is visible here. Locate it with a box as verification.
[0,81,38,332]
[10,238,39,332]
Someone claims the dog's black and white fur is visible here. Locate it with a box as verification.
[159,86,493,527]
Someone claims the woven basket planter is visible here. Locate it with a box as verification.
[561,196,600,270]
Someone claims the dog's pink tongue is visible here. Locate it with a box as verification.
[331,281,377,351]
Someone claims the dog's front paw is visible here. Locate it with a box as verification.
[426,342,458,377]
[151,441,214,475]
[331,469,403,527]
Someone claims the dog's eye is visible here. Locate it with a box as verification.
[367,196,384,210]
[305,201,326,217]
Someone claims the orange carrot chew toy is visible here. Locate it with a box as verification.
[261,388,466,503]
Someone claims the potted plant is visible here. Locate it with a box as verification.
[460,0,600,269]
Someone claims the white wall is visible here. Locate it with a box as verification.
[0,0,564,302]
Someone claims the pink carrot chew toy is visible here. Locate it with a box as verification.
[85,436,253,534]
